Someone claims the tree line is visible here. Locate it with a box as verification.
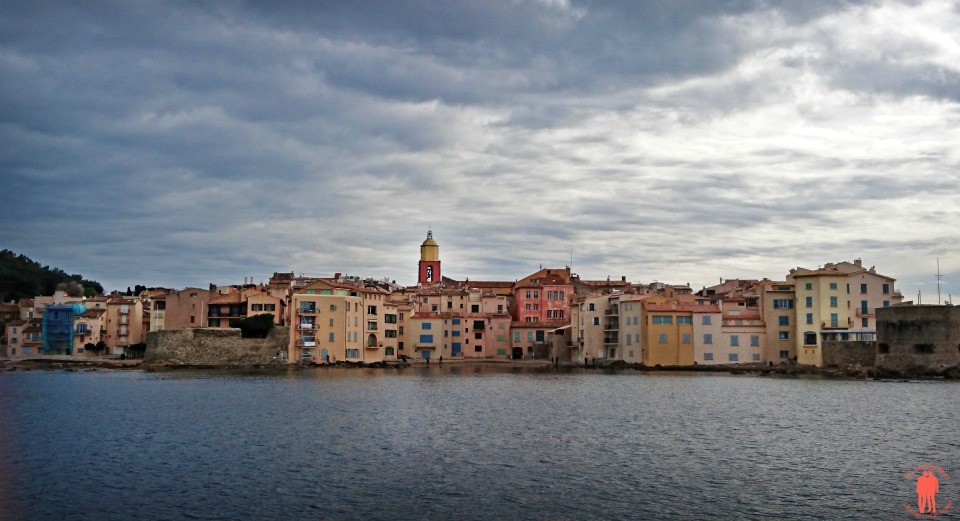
[0,249,104,302]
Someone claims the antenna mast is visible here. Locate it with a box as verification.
[937,257,943,305]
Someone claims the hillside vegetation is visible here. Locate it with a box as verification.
[0,249,104,301]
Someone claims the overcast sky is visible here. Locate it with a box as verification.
[2,1,958,301]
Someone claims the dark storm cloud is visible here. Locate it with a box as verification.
[1,0,958,295]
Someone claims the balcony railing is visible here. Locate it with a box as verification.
[855,309,874,318]
[298,323,316,330]
[298,307,317,315]
[604,308,619,316]
[297,340,317,347]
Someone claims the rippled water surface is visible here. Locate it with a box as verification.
[0,366,957,520]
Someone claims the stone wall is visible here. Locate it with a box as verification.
[144,327,290,365]
[876,305,960,373]
[821,340,877,368]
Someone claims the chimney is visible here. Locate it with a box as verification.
[854,259,862,267]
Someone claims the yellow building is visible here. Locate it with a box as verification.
[792,269,849,366]
[790,260,902,366]
[641,302,697,366]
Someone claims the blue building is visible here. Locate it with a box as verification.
[42,303,87,354]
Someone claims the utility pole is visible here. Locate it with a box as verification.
[936,257,943,305]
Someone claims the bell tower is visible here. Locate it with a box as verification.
[418,230,441,285]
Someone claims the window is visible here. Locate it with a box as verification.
[652,315,673,325]
[829,296,838,308]
[471,304,479,313]
[779,331,789,340]
[533,291,539,299]
[805,283,812,290]
[830,313,839,327]
[704,334,713,344]
[367,321,377,331]
[525,291,531,299]
[883,300,890,308]
[829,282,838,290]
[804,332,816,345]
[773,299,793,309]
[860,283,868,294]
[419,334,434,343]
[703,352,714,361]
[862,318,869,327]
[385,330,397,338]
[750,335,759,346]
[806,313,813,325]
[533,304,539,311]
[447,301,453,309]
[475,345,482,352]
[299,302,316,313]
[729,353,739,362]
[752,354,761,361]
[329,332,335,342]
[681,333,691,344]
[778,315,789,326]
[730,335,739,347]
[399,326,404,334]
[805,296,813,308]
[702,315,712,325]
[588,303,595,311]
[452,330,460,337]
[422,323,432,330]
[385,314,397,324]
[525,304,532,311]
[677,316,692,325]
[882,283,890,294]
[860,300,869,313]
[330,304,337,311]
[346,349,359,358]
[658,333,668,343]
[779,350,789,359]
[626,334,632,345]
[475,332,482,340]
[592,317,600,325]
[514,332,520,342]
[209,319,220,327]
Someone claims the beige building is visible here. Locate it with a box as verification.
[149,287,212,331]
[73,308,107,353]
[758,279,796,364]
[789,259,902,366]
[103,298,144,355]
[287,279,397,363]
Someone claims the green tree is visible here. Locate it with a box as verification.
[229,314,275,339]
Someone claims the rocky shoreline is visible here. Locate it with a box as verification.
[2,356,958,380]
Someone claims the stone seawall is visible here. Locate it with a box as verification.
[144,327,290,366]
[876,305,960,374]
[821,340,876,368]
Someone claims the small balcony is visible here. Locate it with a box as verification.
[298,323,316,330]
[298,307,317,315]
[604,307,619,316]
[855,309,874,318]
[297,340,317,347]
